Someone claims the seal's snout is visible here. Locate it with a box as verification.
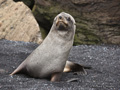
[56,15,68,28]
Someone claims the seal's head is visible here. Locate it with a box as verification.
[49,12,76,40]
[52,12,76,32]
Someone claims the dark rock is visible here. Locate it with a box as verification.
[13,0,35,9]
[33,0,120,45]
[0,39,120,90]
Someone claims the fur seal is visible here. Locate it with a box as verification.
[10,12,88,82]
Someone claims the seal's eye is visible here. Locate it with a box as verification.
[67,17,71,21]
[59,16,62,19]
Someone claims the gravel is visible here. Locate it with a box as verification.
[0,39,120,90]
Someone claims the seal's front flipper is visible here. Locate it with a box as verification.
[64,61,91,75]
[51,73,62,82]
[10,61,26,75]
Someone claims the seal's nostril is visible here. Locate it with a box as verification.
[59,16,62,19]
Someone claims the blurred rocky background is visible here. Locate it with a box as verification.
[0,0,120,45]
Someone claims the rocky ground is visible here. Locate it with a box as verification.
[0,39,120,90]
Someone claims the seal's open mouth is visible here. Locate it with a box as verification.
[56,21,68,30]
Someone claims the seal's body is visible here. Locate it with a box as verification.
[10,12,76,81]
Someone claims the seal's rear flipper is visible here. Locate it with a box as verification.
[10,61,26,75]
[51,72,62,82]
[63,61,91,75]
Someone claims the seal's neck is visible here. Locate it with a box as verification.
[49,26,75,42]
